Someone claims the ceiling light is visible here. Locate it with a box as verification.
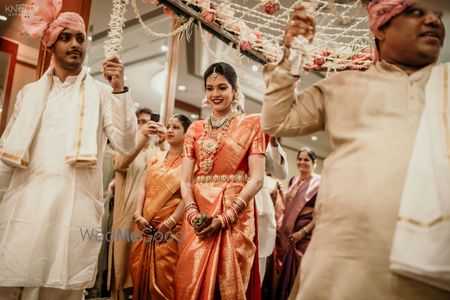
[134,102,140,107]
[177,85,187,91]
[0,108,2,113]
[0,15,7,21]
[311,136,318,141]
[124,76,128,81]
[87,36,92,41]
[190,114,199,119]
[86,67,91,73]
[161,45,168,52]
[251,64,259,72]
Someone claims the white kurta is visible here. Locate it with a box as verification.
[262,58,450,299]
[255,144,288,279]
[256,144,288,258]
[0,74,137,290]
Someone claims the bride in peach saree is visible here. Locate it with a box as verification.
[175,62,266,300]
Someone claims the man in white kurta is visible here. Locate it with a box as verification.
[0,3,137,299]
[262,1,449,299]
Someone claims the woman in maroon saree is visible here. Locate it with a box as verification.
[276,148,320,300]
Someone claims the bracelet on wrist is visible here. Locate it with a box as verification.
[235,196,247,209]
[112,86,129,94]
[164,216,177,229]
[133,212,142,223]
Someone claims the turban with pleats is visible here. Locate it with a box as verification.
[368,0,411,32]
[22,0,85,47]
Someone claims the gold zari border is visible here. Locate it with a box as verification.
[0,152,29,167]
[443,66,450,163]
[398,215,450,227]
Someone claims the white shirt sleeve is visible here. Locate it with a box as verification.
[101,86,137,156]
[0,90,23,203]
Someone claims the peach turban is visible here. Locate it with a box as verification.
[22,0,86,47]
[368,0,411,32]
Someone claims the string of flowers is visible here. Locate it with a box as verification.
[131,0,195,38]
[146,0,373,72]
[104,0,128,59]
[106,0,374,73]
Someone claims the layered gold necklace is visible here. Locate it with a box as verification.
[199,108,239,173]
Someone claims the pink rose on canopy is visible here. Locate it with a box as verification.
[239,40,252,51]
[254,31,264,43]
[313,57,325,67]
[263,0,280,15]
[202,9,216,24]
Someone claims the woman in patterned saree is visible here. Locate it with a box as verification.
[175,62,266,299]
[276,148,320,300]
[129,114,191,300]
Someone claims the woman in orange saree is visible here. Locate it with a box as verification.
[175,62,266,300]
[129,114,192,300]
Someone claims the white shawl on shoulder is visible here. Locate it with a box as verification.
[0,67,100,168]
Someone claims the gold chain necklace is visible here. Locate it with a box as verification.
[159,152,182,173]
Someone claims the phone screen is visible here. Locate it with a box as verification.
[150,113,160,123]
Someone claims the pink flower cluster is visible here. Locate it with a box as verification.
[143,0,274,60]
[262,0,280,15]
[305,49,373,71]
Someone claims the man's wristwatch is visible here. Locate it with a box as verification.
[112,86,129,94]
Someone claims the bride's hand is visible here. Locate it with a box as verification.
[197,218,222,239]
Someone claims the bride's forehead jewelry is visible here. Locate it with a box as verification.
[211,67,219,81]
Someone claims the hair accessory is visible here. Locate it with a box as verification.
[210,67,219,81]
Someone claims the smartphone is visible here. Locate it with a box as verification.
[150,113,160,123]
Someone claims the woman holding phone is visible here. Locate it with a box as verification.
[129,114,191,299]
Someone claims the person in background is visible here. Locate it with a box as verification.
[129,114,191,300]
[256,136,288,281]
[275,148,320,300]
[108,107,167,300]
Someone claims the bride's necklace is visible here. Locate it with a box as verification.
[199,108,238,173]
[209,108,237,129]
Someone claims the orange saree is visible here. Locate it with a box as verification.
[129,154,183,300]
[175,114,265,300]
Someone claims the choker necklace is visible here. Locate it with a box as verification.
[209,108,237,129]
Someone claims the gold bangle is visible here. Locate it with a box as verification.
[133,212,142,223]
[235,196,247,208]
[165,216,177,229]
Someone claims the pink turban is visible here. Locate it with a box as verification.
[22,0,86,47]
[368,0,411,32]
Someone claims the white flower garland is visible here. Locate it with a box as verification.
[104,0,128,60]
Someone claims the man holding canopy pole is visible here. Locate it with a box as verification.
[262,0,449,299]
[0,0,136,299]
